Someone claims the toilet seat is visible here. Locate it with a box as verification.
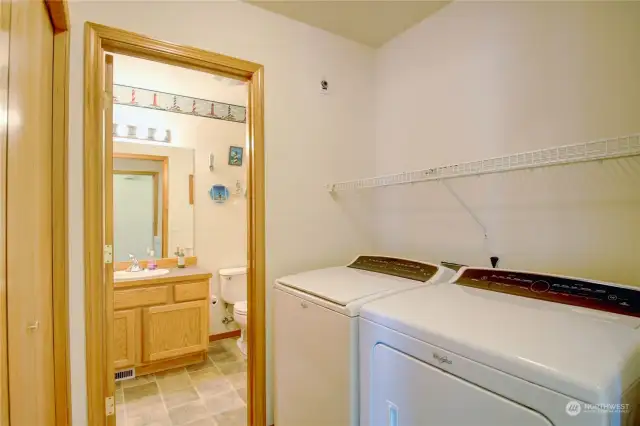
[234,300,247,316]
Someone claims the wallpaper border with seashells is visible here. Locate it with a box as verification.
[113,84,247,124]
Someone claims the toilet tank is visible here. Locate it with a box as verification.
[219,267,247,304]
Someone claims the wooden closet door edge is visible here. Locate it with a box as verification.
[0,0,10,423]
[52,26,71,426]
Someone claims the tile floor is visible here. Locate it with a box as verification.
[116,338,247,426]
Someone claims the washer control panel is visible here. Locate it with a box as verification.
[348,256,438,282]
[454,268,640,317]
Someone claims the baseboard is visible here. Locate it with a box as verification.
[132,351,207,376]
[209,329,241,342]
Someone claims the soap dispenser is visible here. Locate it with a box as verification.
[175,246,186,268]
[147,248,157,270]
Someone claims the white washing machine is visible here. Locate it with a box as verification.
[273,256,455,426]
[360,267,640,426]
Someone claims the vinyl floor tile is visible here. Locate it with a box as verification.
[116,338,246,426]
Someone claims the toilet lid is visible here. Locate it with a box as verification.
[234,301,248,315]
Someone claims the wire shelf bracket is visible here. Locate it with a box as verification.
[441,180,488,240]
[327,134,640,192]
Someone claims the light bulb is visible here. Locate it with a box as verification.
[155,127,166,142]
[126,125,136,138]
[115,123,125,137]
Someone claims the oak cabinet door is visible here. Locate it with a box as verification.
[142,300,208,362]
[114,309,137,369]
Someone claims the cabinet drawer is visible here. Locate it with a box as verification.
[174,281,209,302]
[114,286,168,310]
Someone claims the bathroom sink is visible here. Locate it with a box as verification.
[114,269,170,281]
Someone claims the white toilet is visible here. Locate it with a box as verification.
[219,266,248,357]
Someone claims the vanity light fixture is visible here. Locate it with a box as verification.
[113,123,172,143]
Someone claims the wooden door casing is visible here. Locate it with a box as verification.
[83,23,266,426]
[103,53,116,426]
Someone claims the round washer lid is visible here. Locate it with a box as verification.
[234,301,247,314]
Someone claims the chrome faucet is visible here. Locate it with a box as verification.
[126,254,143,272]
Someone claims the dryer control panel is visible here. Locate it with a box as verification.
[348,256,438,282]
[454,268,640,318]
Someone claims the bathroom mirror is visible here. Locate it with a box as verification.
[113,142,195,263]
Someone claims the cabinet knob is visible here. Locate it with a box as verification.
[27,321,40,331]
[300,302,308,309]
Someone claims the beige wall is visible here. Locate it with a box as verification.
[67,2,376,425]
[65,3,640,425]
[373,2,640,284]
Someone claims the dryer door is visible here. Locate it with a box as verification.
[370,344,554,426]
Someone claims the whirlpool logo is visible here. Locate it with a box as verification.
[433,353,453,365]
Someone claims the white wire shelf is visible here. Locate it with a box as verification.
[327,134,640,192]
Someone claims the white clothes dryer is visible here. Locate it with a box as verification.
[360,267,640,426]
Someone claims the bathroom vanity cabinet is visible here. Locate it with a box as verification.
[113,268,212,375]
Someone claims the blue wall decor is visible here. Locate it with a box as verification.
[228,146,244,166]
[209,184,229,203]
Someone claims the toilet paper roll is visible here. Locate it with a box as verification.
[211,294,218,306]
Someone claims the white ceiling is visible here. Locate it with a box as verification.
[247,0,449,48]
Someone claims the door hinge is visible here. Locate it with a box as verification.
[105,396,115,416]
[104,245,113,264]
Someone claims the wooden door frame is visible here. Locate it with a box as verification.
[83,23,266,426]
[113,153,169,258]
[0,0,71,425]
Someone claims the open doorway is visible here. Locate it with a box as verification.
[83,24,266,426]
[110,53,250,426]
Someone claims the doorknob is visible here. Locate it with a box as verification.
[27,321,39,331]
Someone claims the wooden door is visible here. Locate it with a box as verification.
[6,1,55,425]
[142,300,208,362]
[113,309,137,369]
